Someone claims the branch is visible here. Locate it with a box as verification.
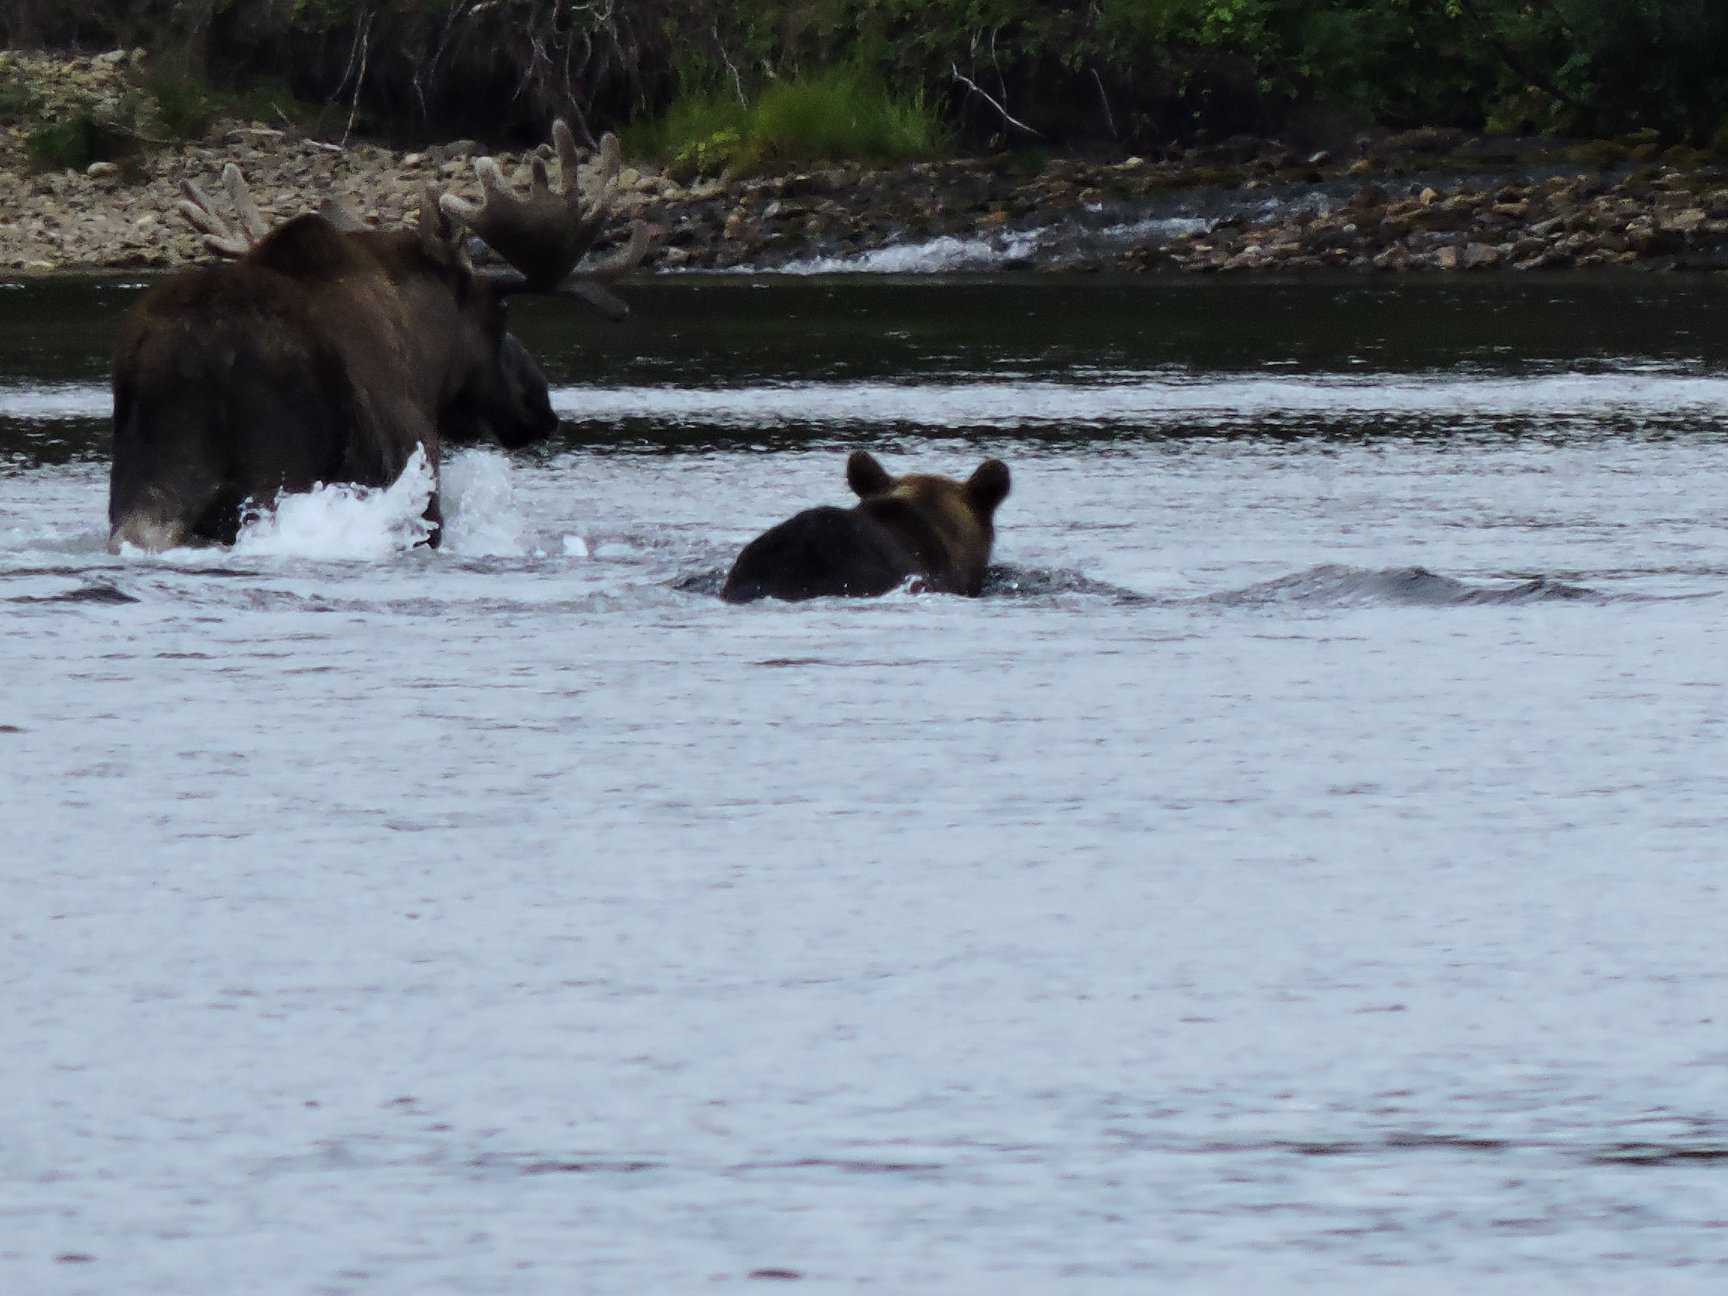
[342,10,373,146]
[1091,67,1117,141]
[951,64,1042,138]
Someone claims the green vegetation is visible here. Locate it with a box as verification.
[1093,0,1728,141]
[622,90,750,179]
[4,0,1728,161]
[26,108,137,170]
[751,72,945,166]
[630,69,948,177]
[0,78,44,124]
[140,52,219,142]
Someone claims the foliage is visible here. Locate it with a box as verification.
[6,0,1728,150]
[1093,0,1728,142]
[620,88,750,175]
[1494,0,1728,142]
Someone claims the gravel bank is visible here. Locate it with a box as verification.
[7,50,1728,277]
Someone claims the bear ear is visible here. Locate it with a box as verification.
[966,459,1011,514]
[846,450,894,498]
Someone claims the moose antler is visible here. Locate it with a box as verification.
[177,164,270,257]
[175,120,647,317]
[439,120,649,320]
[178,165,365,258]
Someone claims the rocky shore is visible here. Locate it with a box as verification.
[7,50,1728,277]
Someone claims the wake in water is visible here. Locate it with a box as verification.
[983,564,1152,603]
[678,563,1605,607]
[1208,564,1603,607]
[989,563,1606,608]
[989,562,1606,607]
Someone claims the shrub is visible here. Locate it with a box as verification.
[623,88,751,178]
[142,53,219,142]
[26,109,138,170]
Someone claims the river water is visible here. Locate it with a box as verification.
[3,273,1727,1294]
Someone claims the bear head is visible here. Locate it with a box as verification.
[845,450,1011,596]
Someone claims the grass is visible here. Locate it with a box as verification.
[750,70,947,167]
[632,68,949,178]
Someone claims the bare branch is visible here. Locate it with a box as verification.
[951,64,1042,138]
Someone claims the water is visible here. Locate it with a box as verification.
[3,274,1727,1294]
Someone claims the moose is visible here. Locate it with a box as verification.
[108,122,645,551]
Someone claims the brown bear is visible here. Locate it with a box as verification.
[721,450,1011,603]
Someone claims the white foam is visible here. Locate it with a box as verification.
[771,231,1046,274]
[232,446,436,559]
[1096,214,1214,242]
[739,214,1235,274]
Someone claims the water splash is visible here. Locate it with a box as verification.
[439,449,527,557]
[233,447,436,559]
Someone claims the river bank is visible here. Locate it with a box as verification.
[6,51,1728,278]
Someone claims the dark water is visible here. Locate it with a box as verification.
[3,274,1727,1295]
[12,273,1728,459]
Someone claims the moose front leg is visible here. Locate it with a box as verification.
[421,490,443,549]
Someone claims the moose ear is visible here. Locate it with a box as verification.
[846,450,894,498]
[966,459,1011,514]
[247,213,355,278]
